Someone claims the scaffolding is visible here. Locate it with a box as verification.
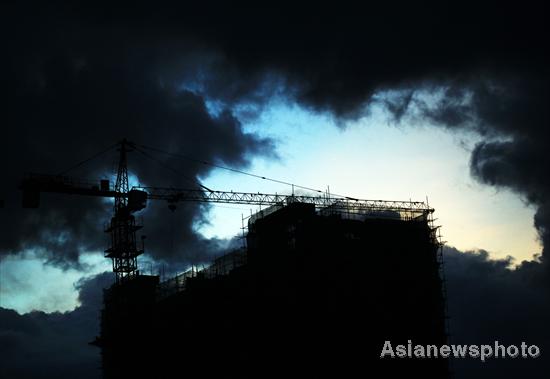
[156,198,439,302]
[157,249,247,300]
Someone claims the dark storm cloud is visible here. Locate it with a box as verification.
[399,74,550,378]
[1,3,274,267]
[409,76,550,271]
[444,247,550,378]
[471,137,550,275]
[157,2,546,119]
[463,78,550,270]
[7,2,543,117]
[0,272,111,379]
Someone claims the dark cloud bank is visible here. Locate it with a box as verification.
[1,2,549,378]
[0,272,111,379]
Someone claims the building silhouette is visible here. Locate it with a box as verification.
[96,201,449,378]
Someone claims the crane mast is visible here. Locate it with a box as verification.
[105,139,144,283]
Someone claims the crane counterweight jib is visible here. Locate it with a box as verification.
[20,173,119,208]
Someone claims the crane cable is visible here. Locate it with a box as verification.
[131,145,213,192]
[57,142,119,176]
[54,140,355,201]
[137,143,352,199]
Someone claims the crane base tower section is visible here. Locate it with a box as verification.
[97,201,449,378]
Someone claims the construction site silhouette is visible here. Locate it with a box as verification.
[21,140,450,378]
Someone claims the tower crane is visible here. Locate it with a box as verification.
[20,139,433,282]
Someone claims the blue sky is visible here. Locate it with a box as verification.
[0,100,541,314]
[200,101,540,261]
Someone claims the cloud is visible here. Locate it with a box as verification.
[444,246,550,378]
[1,5,275,267]
[410,77,550,269]
[0,272,111,379]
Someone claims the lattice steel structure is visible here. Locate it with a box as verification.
[104,139,143,283]
[137,186,434,220]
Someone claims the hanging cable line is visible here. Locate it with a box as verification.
[52,139,354,200]
[57,143,119,176]
[131,145,213,192]
[137,143,352,199]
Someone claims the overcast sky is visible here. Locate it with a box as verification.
[1,2,548,378]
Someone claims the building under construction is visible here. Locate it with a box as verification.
[96,200,449,378]
[20,140,450,378]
